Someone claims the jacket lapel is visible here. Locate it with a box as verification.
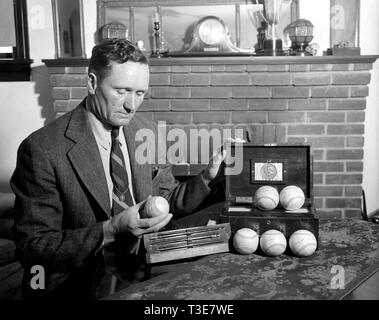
[123,119,152,203]
[65,102,111,218]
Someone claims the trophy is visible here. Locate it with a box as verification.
[248,5,267,54]
[284,19,315,56]
[153,11,162,58]
[253,0,284,56]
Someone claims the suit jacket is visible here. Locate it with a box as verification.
[10,99,211,299]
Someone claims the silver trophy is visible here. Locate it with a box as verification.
[251,0,284,56]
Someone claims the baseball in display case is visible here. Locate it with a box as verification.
[220,143,319,252]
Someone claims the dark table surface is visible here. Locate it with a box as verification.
[104,203,379,300]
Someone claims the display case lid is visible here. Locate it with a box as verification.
[225,144,313,203]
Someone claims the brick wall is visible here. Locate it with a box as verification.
[44,56,378,219]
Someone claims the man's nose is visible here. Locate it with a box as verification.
[124,93,136,110]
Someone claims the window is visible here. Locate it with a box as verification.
[52,0,86,58]
[0,0,32,81]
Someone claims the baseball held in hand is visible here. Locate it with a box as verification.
[141,196,169,218]
[289,229,317,257]
[260,229,287,256]
[279,185,305,211]
[233,228,259,255]
[254,186,279,211]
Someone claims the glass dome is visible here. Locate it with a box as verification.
[283,19,314,56]
[284,19,314,44]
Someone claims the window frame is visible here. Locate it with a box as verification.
[0,0,32,81]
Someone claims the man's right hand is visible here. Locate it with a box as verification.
[103,199,173,244]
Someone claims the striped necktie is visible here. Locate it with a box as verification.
[110,128,134,216]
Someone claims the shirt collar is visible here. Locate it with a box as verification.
[85,103,124,151]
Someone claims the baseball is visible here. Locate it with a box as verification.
[254,186,279,211]
[140,196,170,218]
[279,185,305,211]
[260,229,287,256]
[289,229,317,257]
[233,228,259,255]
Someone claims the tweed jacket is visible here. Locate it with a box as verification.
[10,99,211,298]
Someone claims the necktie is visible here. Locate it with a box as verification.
[110,128,134,216]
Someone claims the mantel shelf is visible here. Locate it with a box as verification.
[43,55,379,68]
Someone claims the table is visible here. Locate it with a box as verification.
[103,203,379,300]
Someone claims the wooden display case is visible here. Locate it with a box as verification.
[220,144,319,247]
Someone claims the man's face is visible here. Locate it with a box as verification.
[89,60,149,128]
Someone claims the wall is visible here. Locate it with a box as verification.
[0,83,44,191]
[83,0,97,58]
[299,0,330,55]
[359,0,379,215]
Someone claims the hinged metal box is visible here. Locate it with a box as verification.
[143,223,231,264]
[219,144,319,245]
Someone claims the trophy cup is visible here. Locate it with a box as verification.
[248,6,267,55]
[254,0,284,56]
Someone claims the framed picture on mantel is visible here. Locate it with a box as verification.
[329,0,360,56]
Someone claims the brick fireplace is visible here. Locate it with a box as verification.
[43,55,378,219]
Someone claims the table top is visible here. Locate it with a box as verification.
[104,209,379,300]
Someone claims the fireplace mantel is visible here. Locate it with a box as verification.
[43,55,379,67]
[43,55,378,219]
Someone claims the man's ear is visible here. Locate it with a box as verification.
[88,72,97,94]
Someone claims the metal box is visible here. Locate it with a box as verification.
[143,223,231,264]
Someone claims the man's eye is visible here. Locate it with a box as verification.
[117,89,126,94]
[136,91,145,96]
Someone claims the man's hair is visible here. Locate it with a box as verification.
[88,38,149,78]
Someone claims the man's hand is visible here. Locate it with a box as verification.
[202,137,246,184]
[104,198,173,242]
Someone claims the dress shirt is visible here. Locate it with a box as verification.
[85,108,136,208]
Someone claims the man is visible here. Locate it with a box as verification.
[10,39,225,299]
